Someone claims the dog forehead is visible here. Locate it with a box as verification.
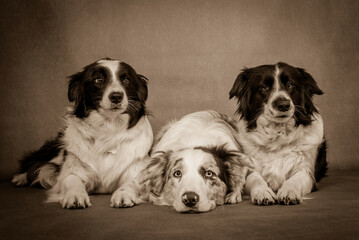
[97,59,121,74]
[179,149,216,170]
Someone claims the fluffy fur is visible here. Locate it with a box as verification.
[229,62,327,205]
[141,110,253,213]
[12,58,153,209]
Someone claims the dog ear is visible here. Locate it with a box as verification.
[142,150,173,196]
[137,74,148,103]
[68,72,87,118]
[298,68,324,96]
[229,68,249,100]
[296,68,323,122]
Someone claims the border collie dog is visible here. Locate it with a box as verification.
[229,62,327,205]
[12,58,153,209]
[142,111,253,213]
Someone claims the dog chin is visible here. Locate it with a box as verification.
[264,111,294,124]
[173,200,216,213]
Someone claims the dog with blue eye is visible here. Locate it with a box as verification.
[142,110,253,213]
[12,58,153,209]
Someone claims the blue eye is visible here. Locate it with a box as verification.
[205,170,214,178]
[173,170,182,178]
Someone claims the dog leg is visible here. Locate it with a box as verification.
[11,173,28,186]
[60,174,91,209]
[245,171,277,206]
[277,170,313,205]
[111,180,144,208]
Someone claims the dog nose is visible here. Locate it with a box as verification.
[182,192,199,207]
[109,92,124,104]
[273,98,290,112]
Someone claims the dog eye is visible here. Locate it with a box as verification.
[94,78,104,84]
[122,78,130,85]
[173,170,182,178]
[205,170,214,178]
[286,82,295,89]
[260,84,269,91]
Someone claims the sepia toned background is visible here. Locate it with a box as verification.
[0,0,358,180]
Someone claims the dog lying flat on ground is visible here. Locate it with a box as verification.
[229,62,327,205]
[141,110,253,213]
[12,58,153,209]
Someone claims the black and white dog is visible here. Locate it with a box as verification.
[12,58,153,209]
[229,62,327,205]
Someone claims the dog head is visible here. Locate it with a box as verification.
[229,62,323,129]
[144,145,250,213]
[68,58,148,128]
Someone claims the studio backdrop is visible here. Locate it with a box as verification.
[0,0,358,180]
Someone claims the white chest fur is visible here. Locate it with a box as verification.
[63,112,153,193]
[237,113,324,191]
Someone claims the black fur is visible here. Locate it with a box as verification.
[229,62,327,187]
[194,145,240,192]
[229,62,323,129]
[16,58,148,188]
[68,59,148,129]
[315,139,327,182]
[18,132,63,185]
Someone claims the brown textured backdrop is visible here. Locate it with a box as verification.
[0,0,358,180]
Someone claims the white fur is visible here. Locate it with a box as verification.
[47,110,153,208]
[149,110,249,212]
[237,112,324,205]
[97,60,129,111]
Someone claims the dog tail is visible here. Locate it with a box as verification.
[12,132,64,189]
[314,139,327,183]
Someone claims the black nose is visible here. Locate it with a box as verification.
[182,192,199,207]
[109,92,124,104]
[273,98,291,112]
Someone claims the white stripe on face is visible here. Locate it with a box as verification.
[97,59,128,111]
[273,64,281,93]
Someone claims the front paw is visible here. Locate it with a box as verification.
[225,191,242,204]
[61,191,91,209]
[12,173,28,186]
[277,187,302,205]
[251,186,277,206]
[111,189,137,208]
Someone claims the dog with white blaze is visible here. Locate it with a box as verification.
[229,62,327,205]
[141,110,253,213]
[12,58,153,209]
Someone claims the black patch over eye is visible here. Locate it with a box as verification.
[173,170,182,178]
[286,82,295,89]
[93,77,104,84]
[120,74,130,85]
[260,84,269,91]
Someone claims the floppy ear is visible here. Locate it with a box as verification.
[298,68,324,96]
[137,74,148,103]
[142,150,173,197]
[67,72,87,118]
[229,68,248,100]
[296,68,323,122]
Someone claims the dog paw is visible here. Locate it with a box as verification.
[61,191,91,209]
[277,187,302,205]
[225,191,242,204]
[111,189,137,208]
[11,173,28,186]
[251,186,277,206]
